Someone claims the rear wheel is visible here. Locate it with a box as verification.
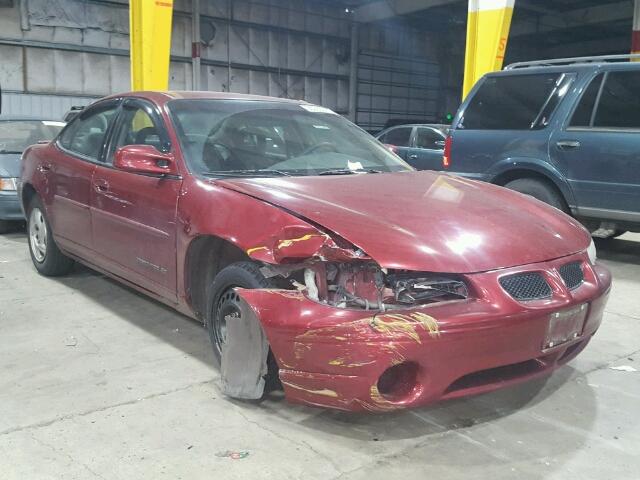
[504,178,567,212]
[27,196,74,276]
[206,262,281,392]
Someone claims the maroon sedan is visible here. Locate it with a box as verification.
[19,91,611,412]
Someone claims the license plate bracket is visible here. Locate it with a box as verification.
[544,303,588,350]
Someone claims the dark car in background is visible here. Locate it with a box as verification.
[442,55,640,238]
[375,123,448,170]
[0,117,65,233]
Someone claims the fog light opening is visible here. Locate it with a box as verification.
[376,362,419,402]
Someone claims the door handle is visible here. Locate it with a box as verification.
[38,163,52,172]
[556,140,581,150]
[408,154,418,160]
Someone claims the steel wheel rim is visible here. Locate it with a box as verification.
[29,208,48,263]
[213,288,241,356]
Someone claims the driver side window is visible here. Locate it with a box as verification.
[59,104,118,160]
[112,105,164,157]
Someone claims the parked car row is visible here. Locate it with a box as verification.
[15,90,610,412]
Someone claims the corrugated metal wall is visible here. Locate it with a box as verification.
[1,92,97,119]
[0,0,442,126]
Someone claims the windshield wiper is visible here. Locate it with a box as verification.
[318,168,382,176]
[204,169,291,177]
[0,150,22,154]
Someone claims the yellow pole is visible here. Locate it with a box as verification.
[463,0,515,99]
[632,0,640,61]
[130,0,175,91]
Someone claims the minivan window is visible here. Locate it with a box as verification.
[593,71,640,129]
[381,127,412,147]
[459,73,563,130]
[570,74,604,128]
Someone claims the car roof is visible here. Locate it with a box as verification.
[101,90,311,107]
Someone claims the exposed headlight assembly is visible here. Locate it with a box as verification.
[302,262,468,311]
[587,238,597,265]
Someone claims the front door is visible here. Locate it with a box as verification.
[48,100,120,254]
[406,126,446,171]
[90,99,181,300]
[551,70,640,219]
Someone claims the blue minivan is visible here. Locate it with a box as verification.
[443,55,640,237]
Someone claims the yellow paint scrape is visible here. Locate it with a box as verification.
[281,381,339,398]
[370,312,440,343]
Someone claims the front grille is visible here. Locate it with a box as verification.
[559,262,584,290]
[499,272,552,301]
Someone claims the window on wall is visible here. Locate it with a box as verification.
[460,73,564,130]
[593,71,640,129]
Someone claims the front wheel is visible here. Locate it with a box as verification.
[27,196,74,276]
[206,262,281,392]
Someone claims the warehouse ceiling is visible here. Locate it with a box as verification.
[338,0,635,59]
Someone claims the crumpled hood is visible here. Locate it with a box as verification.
[216,171,590,273]
[0,154,21,177]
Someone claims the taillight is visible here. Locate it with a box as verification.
[443,136,452,169]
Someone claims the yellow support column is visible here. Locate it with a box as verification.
[130,0,175,91]
[463,0,515,99]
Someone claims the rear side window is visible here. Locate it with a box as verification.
[460,73,565,130]
[380,127,412,146]
[593,71,640,129]
[570,74,604,128]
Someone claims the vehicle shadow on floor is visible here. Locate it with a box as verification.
[596,237,640,266]
[52,262,216,368]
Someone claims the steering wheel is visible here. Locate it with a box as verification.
[299,142,338,156]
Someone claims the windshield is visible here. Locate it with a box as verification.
[167,100,412,177]
[0,120,65,154]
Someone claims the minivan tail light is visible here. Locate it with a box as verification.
[443,136,452,169]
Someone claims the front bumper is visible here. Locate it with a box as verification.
[239,253,611,412]
[0,191,24,221]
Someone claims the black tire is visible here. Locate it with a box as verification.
[504,178,567,212]
[26,196,74,276]
[0,220,11,234]
[206,261,281,392]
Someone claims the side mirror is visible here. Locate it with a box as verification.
[434,140,446,148]
[114,145,178,176]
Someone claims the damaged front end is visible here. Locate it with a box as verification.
[220,224,470,404]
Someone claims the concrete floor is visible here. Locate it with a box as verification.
[1,230,639,480]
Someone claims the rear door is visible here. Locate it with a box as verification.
[48,100,120,254]
[405,126,446,170]
[376,126,414,160]
[451,72,573,179]
[90,98,181,300]
[550,70,640,219]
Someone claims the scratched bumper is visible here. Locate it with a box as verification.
[238,255,611,412]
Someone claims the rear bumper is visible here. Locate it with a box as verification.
[0,191,24,221]
[239,254,611,412]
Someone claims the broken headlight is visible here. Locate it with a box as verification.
[302,262,469,311]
